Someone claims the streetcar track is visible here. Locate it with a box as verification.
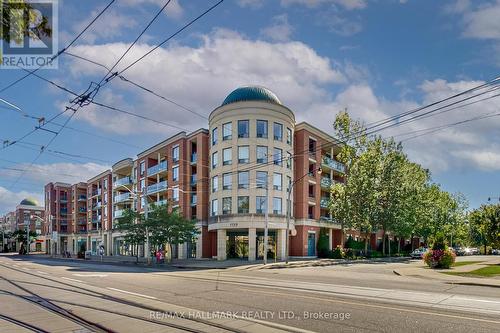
[0,313,51,333]
[0,262,255,333]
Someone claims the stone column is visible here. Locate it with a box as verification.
[178,243,187,259]
[277,229,287,260]
[328,229,333,251]
[217,229,226,261]
[196,228,203,259]
[248,228,256,261]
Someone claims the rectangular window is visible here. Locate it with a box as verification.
[273,173,282,191]
[238,196,249,214]
[140,161,145,176]
[273,147,283,166]
[286,127,292,145]
[212,151,218,169]
[273,122,283,141]
[212,176,218,193]
[287,176,292,192]
[223,173,232,190]
[223,148,232,166]
[238,120,249,138]
[103,179,108,189]
[140,179,146,193]
[238,171,249,189]
[223,122,232,140]
[172,187,179,202]
[222,197,232,215]
[238,146,250,164]
[256,196,267,214]
[256,171,267,189]
[256,146,267,164]
[256,120,268,138]
[286,152,292,169]
[211,199,218,216]
[273,197,282,215]
[172,166,179,182]
[172,146,179,163]
[212,127,218,146]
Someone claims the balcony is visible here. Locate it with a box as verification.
[320,216,333,222]
[60,208,68,215]
[114,209,124,218]
[77,218,86,225]
[78,207,86,213]
[191,195,197,207]
[59,196,68,203]
[147,160,167,176]
[114,192,132,203]
[146,180,168,195]
[78,195,86,202]
[320,197,330,209]
[321,156,346,174]
[148,199,167,210]
[114,176,132,188]
[190,174,197,186]
[191,153,197,164]
[320,177,333,189]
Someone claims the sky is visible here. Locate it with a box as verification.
[1,0,500,214]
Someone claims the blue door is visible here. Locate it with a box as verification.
[307,233,316,256]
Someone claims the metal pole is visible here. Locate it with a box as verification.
[285,184,292,264]
[26,220,30,255]
[264,184,269,265]
[144,195,150,265]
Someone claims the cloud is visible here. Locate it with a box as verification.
[122,0,183,19]
[237,0,265,9]
[0,162,109,187]
[280,0,367,10]
[0,187,43,215]
[260,14,294,42]
[461,1,500,40]
[65,29,345,136]
[71,9,138,44]
[454,150,500,171]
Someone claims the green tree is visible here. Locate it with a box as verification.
[115,208,146,262]
[11,229,37,253]
[469,204,500,253]
[1,0,52,44]
[147,204,199,262]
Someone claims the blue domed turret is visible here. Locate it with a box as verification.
[222,86,282,106]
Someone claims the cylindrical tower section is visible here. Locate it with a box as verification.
[208,86,295,260]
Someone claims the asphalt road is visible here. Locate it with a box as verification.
[1,254,499,333]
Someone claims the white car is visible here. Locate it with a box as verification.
[410,248,427,259]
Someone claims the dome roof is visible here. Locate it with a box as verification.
[222,86,282,106]
[20,198,39,206]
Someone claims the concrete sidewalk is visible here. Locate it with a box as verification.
[393,259,500,288]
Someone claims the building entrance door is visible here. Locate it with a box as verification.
[307,233,316,256]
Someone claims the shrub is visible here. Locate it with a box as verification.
[329,246,345,259]
[423,249,456,269]
[345,236,364,250]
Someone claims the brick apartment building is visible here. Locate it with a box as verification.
[43,86,385,260]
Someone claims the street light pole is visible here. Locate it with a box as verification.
[264,184,269,265]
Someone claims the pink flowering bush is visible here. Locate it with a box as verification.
[423,248,456,268]
[423,233,456,269]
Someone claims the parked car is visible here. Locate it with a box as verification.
[454,247,467,256]
[470,247,480,255]
[491,249,499,255]
[410,248,428,259]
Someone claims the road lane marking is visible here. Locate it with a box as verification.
[452,297,500,304]
[107,287,158,300]
[238,287,500,325]
[61,277,84,283]
[73,274,108,277]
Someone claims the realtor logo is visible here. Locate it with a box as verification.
[0,0,58,69]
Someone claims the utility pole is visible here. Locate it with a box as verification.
[264,182,269,265]
[26,219,30,255]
